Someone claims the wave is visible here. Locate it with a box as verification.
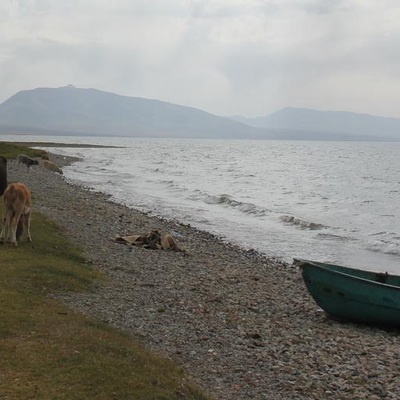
[367,239,400,256]
[280,215,326,230]
[366,231,400,256]
[197,193,270,216]
[204,193,234,205]
[316,233,354,241]
[159,179,175,187]
[369,231,399,237]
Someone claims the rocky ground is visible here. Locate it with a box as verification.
[6,151,400,400]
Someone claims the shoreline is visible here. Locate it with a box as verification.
[8,152,400,399]
[12,141,123,148]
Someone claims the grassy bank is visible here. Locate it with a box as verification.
[1,142,47,159]
[0,143,210,400]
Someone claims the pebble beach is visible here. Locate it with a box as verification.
[7,150,400,400]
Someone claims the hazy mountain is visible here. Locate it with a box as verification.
[0,85,264,139]
[231,107,400,141]
[1,86,399,141]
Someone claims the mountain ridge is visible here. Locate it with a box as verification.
[1,86,399,141]
[0,85,263,139]
[230,106,400,140]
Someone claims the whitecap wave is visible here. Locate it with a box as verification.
[280,215,325,230]
[366,232,400,256]
[198,193,269,216]
[367,239,400,256]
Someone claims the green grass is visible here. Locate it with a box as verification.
[0,213,210,400]
[0,141,211,399]
[0,141,46,159]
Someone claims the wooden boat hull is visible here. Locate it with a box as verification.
[294,259,400,327]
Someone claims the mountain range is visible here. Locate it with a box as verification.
[0,85,399,141]
[231,107,400,140]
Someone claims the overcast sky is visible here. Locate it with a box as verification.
[2,0,400,118]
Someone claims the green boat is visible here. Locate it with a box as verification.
[293,259,400,327]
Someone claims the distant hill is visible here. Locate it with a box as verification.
[230,107,400,141]
[1,87,400,140]
[0,85,264,139]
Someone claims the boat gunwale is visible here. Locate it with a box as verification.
[294,258,400,291]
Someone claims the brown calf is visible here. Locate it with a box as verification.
[0,183,32,246]
[40,159,63,174]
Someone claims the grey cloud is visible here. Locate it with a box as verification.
[2,0,400,117]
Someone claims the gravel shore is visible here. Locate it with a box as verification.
[8,151,400,400]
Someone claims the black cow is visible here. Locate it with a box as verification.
[0,156,7,196]
[18,154,39,170]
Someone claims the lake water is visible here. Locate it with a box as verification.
[3,135,400,273]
